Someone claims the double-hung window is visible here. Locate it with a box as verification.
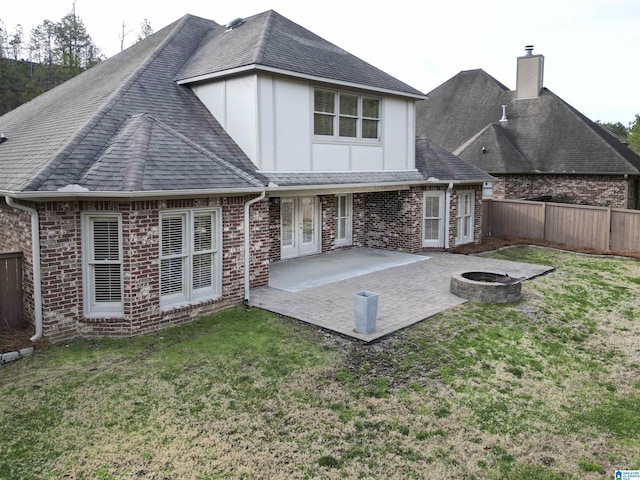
[314,89,380,140]
[160,209,220,308]
[456,191,475,245]
[335,194,352,246]
[82,213,123,316]
[423,191,445,247]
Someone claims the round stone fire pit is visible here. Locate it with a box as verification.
[450,271,522,304]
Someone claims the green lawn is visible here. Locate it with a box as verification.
[1,247,639,479]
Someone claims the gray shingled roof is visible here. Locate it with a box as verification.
[416,69,640,175]
[176,10,425,97]
[0,10,449,197]
[264,171,428,187]
[415,137,494,182]
[0,15,266,193]
[79,114,263,191]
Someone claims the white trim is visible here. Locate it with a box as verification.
[0,178,492,201]
[176,64,428,100]
[81,212,124,317]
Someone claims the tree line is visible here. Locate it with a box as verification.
[597,117,640,155]
[0,3,152,115]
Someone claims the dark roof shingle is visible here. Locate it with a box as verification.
[416,69,640,175]
[177,10,425,97]
[0,15,266,193]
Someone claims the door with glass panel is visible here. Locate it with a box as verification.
[281,196,320,259]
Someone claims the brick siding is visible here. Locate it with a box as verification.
[4,186,486,342]
[493,174,636,209]
[1,197,270,343]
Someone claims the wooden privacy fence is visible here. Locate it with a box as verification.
[0,252,25,330]
[483,199,640,252]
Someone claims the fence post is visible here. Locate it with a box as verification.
[541,201,547,241]
[605,207,611,251]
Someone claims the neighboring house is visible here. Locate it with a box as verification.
[416,46,640,208]
[0,11,491,343]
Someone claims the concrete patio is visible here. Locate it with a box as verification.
[249,248,554,342]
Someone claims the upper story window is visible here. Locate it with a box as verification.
[314,89,380,141]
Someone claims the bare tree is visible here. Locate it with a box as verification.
[136,19,153,42]
[119,21,133,52]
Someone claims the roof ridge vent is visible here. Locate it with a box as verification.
[226,18,245,31]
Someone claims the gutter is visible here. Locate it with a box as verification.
[0,186,267,201]
[0,179,491,201]
[243,191,266,304]
[4,196,43,342]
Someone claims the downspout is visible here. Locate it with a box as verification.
[5,196,43,341]
[445,183,453,250]
[243,191,266,304]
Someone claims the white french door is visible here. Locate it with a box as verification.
[281,196,320,259]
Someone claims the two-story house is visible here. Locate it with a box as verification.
[0,11,491,342]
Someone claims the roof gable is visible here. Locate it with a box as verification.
[416,70,511,153]
[176,10,425,97]
[454,124,534,173]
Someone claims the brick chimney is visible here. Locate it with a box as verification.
[516,45,544,99]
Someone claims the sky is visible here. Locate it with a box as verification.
[2,0,639,124]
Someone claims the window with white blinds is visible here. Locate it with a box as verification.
[82,214,123,315]
[160,209,220,308]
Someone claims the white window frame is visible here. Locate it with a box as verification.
[456,191,475,245]
[313,88,381,142]
[82,213,124,317]
[422,191,445,247]
[335,194,352,246]
[159,208,221,309]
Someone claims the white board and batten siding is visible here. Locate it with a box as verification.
[191,74,416,173]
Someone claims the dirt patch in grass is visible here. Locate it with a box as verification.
[0,327,48,353]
